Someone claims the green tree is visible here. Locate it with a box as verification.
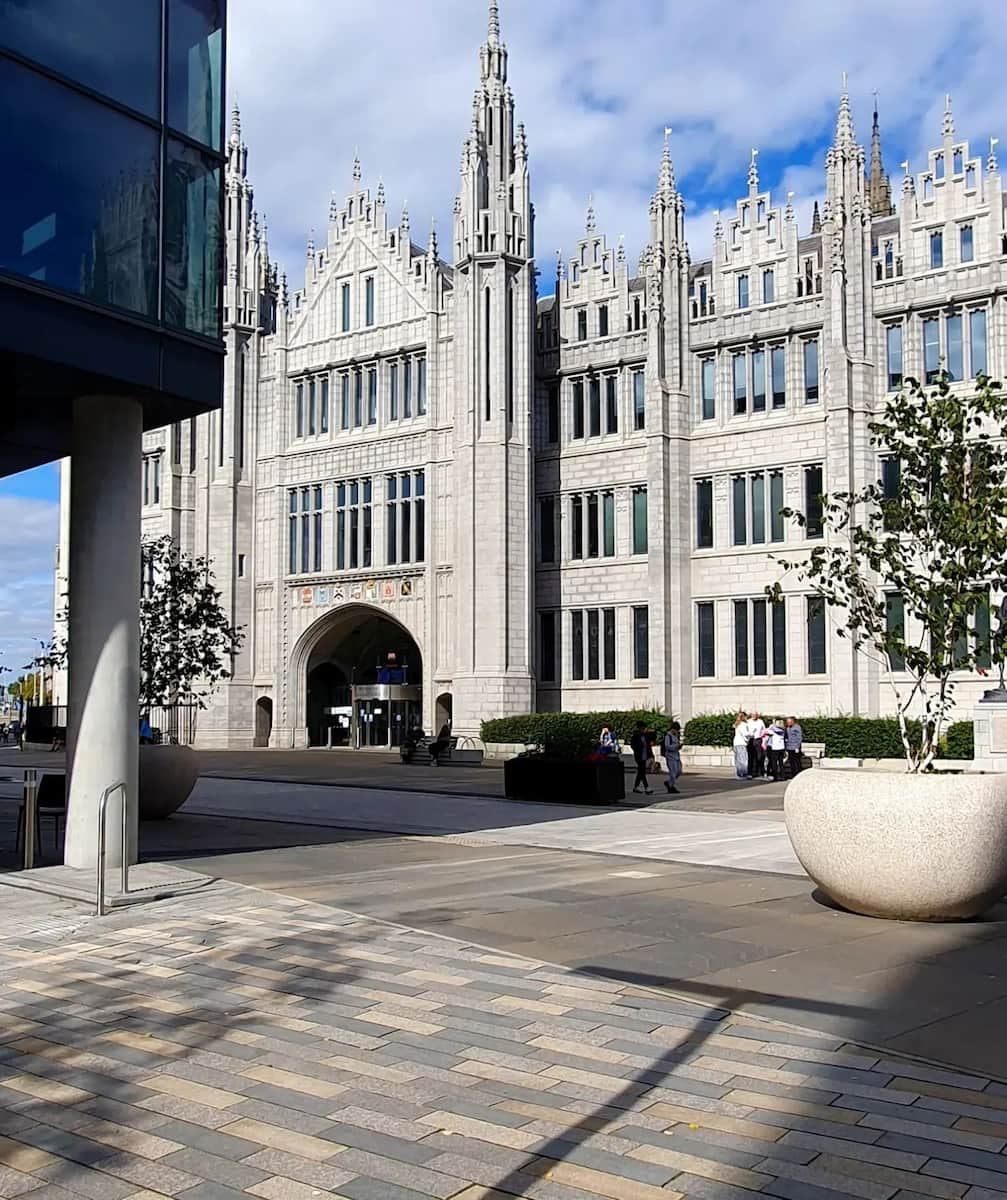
[768,374,1007,772]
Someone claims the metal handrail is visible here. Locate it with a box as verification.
[96,781,129,917]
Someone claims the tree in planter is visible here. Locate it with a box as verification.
[767,374,1007,773]
[139,535,243,718]
[50,536,243,723]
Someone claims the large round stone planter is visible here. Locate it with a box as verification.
[785,768,1007,921]
[139,744,199,820]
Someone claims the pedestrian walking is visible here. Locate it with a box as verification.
[767,718,786,781]
[745,710,766,780]
[785,716,804,777]
[662,722,683,794]
[630,721,653,795]
[732,713,750,779]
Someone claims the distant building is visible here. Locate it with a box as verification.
[82,5,1005,749]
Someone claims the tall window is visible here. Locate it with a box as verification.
[572,381,585,439]
[171,423,182,465]
[930,231,944,270]
[386,471,425,565]
[752,598,768,675]
[633,607,649,679]
[732,475,747,546]
[571,611,585,680]
[804,465,824,539]
[696,479,713,549]
[539,612,557,683]
[737,274,749,309]
[353,369,363,427]
[602,492,615,557]
[701,358,716,420]
[603,608,616,680]
[295,381,304,437]
[404,358,413,418]
[763,268,775,304]
[632,487,648,555]
[335,480,371,571]
[881,457,901,532]
[887,325,903,390]
[341,282,351,331]
[734,599,749,675]
[417,357,427,416]
[340,373,350,429]
[770,471,785,543]
[569,491,616,560]
[752,349,766,413]
[570,495,584,560]
[751,473,766,543]
[389,362,398,421]
[960,224,974,264]
[142,456,161,506]
[923,317,941,383]
[697,602,715,677]
[803,340,819,402]
[320,376,329,434]
[971,310,988,377]
[289,485,324,574]
[605,376,618,433]
[547,384,560,443]
[569,605,618,681]
[807,597,827,674]
[599,304,609,337]
[588,378,601,437]
[771,346,786,408]
[307,379,317,435]
[587,610,599,679]
[772,600,787,675]
[539,496,556,563]
[733,353,747,414]
[946,313,963,381]
[633,372,646,430]
[886,593,906,671]
[577,308,587,341]
[365,276,375,326]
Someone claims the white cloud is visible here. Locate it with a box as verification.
[228,0,1003,279]
[0,496,58,682]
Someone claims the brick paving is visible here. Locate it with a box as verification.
[0,881,1004,1197]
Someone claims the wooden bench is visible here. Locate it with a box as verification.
[402,736,484,767]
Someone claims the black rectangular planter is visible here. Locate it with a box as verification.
[504,756,626,805]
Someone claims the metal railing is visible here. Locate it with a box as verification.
[96,781,129,917]
[21,768,37,870]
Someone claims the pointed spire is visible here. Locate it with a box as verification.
[329,191,338,221]
[555,248,563,281]
[835,72,855,150]
[713,209,723,242]
[617,234,626,264]
[487,0,500,44]
[943,93,955,138]
[427,217,438,260]
[990,137,1000,174]
[377,176,385,204]
[352,150,362,185]
[306,228,315,257]
[901,158,916,197]
[230,100,241,146]
[867,93,894,216]
[785,191,795,223]
[748,147,759,192]
[280,270,289,309]
[585,194,596,234]
[515,121,527,160]
[658,126,676,199]
[811,201,822,233]
[400,200,410,235]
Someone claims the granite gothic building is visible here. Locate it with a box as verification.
[66,7,1007,749]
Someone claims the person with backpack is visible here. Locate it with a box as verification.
[662,722,683,795]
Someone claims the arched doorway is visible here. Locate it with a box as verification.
[435,692,453,734]
[301,606,422,748]
[254,697,273,747]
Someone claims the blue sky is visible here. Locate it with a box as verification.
[2,0,1003,677]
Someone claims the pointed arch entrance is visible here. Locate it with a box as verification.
[296,605,423,748]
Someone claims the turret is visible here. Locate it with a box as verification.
[867,95,894,217]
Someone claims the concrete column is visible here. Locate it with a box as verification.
[64,395,142,870]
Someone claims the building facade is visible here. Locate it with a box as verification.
[61,6,1007,749]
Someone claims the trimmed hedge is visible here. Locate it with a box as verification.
[683,712,975,761]
[482,709,673,761]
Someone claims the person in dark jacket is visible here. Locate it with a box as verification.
[429,722,452,766]
[785,717,804,777]
[630,722,653,795]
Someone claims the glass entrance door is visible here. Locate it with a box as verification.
[389,699,421,747]
[355,700,390,748]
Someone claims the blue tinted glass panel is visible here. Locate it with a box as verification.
[1,0,160,115]
[0,59,159,317]
[168,0,223,150]
[164,138,222,337]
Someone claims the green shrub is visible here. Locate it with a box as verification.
[943,721,975,760]
[481,709,673,761]
[683,711,974,761]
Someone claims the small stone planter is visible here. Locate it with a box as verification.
[139,744,200,820]
[785,768,1007,920]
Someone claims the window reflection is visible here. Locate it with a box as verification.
[0,0,160,115]
[164,139,222,337]
[0,58,159,317]
[168,0,223,150]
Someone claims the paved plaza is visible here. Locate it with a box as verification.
[2,877,1007,1200]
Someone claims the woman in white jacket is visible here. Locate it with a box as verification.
[732,713,750,779]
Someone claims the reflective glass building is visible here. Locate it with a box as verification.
[0,0,226,475]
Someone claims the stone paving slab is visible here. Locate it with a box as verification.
[0,881,1004,1197]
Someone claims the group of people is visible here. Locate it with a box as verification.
[732,712,804,781]
[598,721,683,797]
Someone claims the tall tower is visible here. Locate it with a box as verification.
[866,97,894,217]
[451,0,536,732]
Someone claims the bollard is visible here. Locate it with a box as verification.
[22,768,37,870]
